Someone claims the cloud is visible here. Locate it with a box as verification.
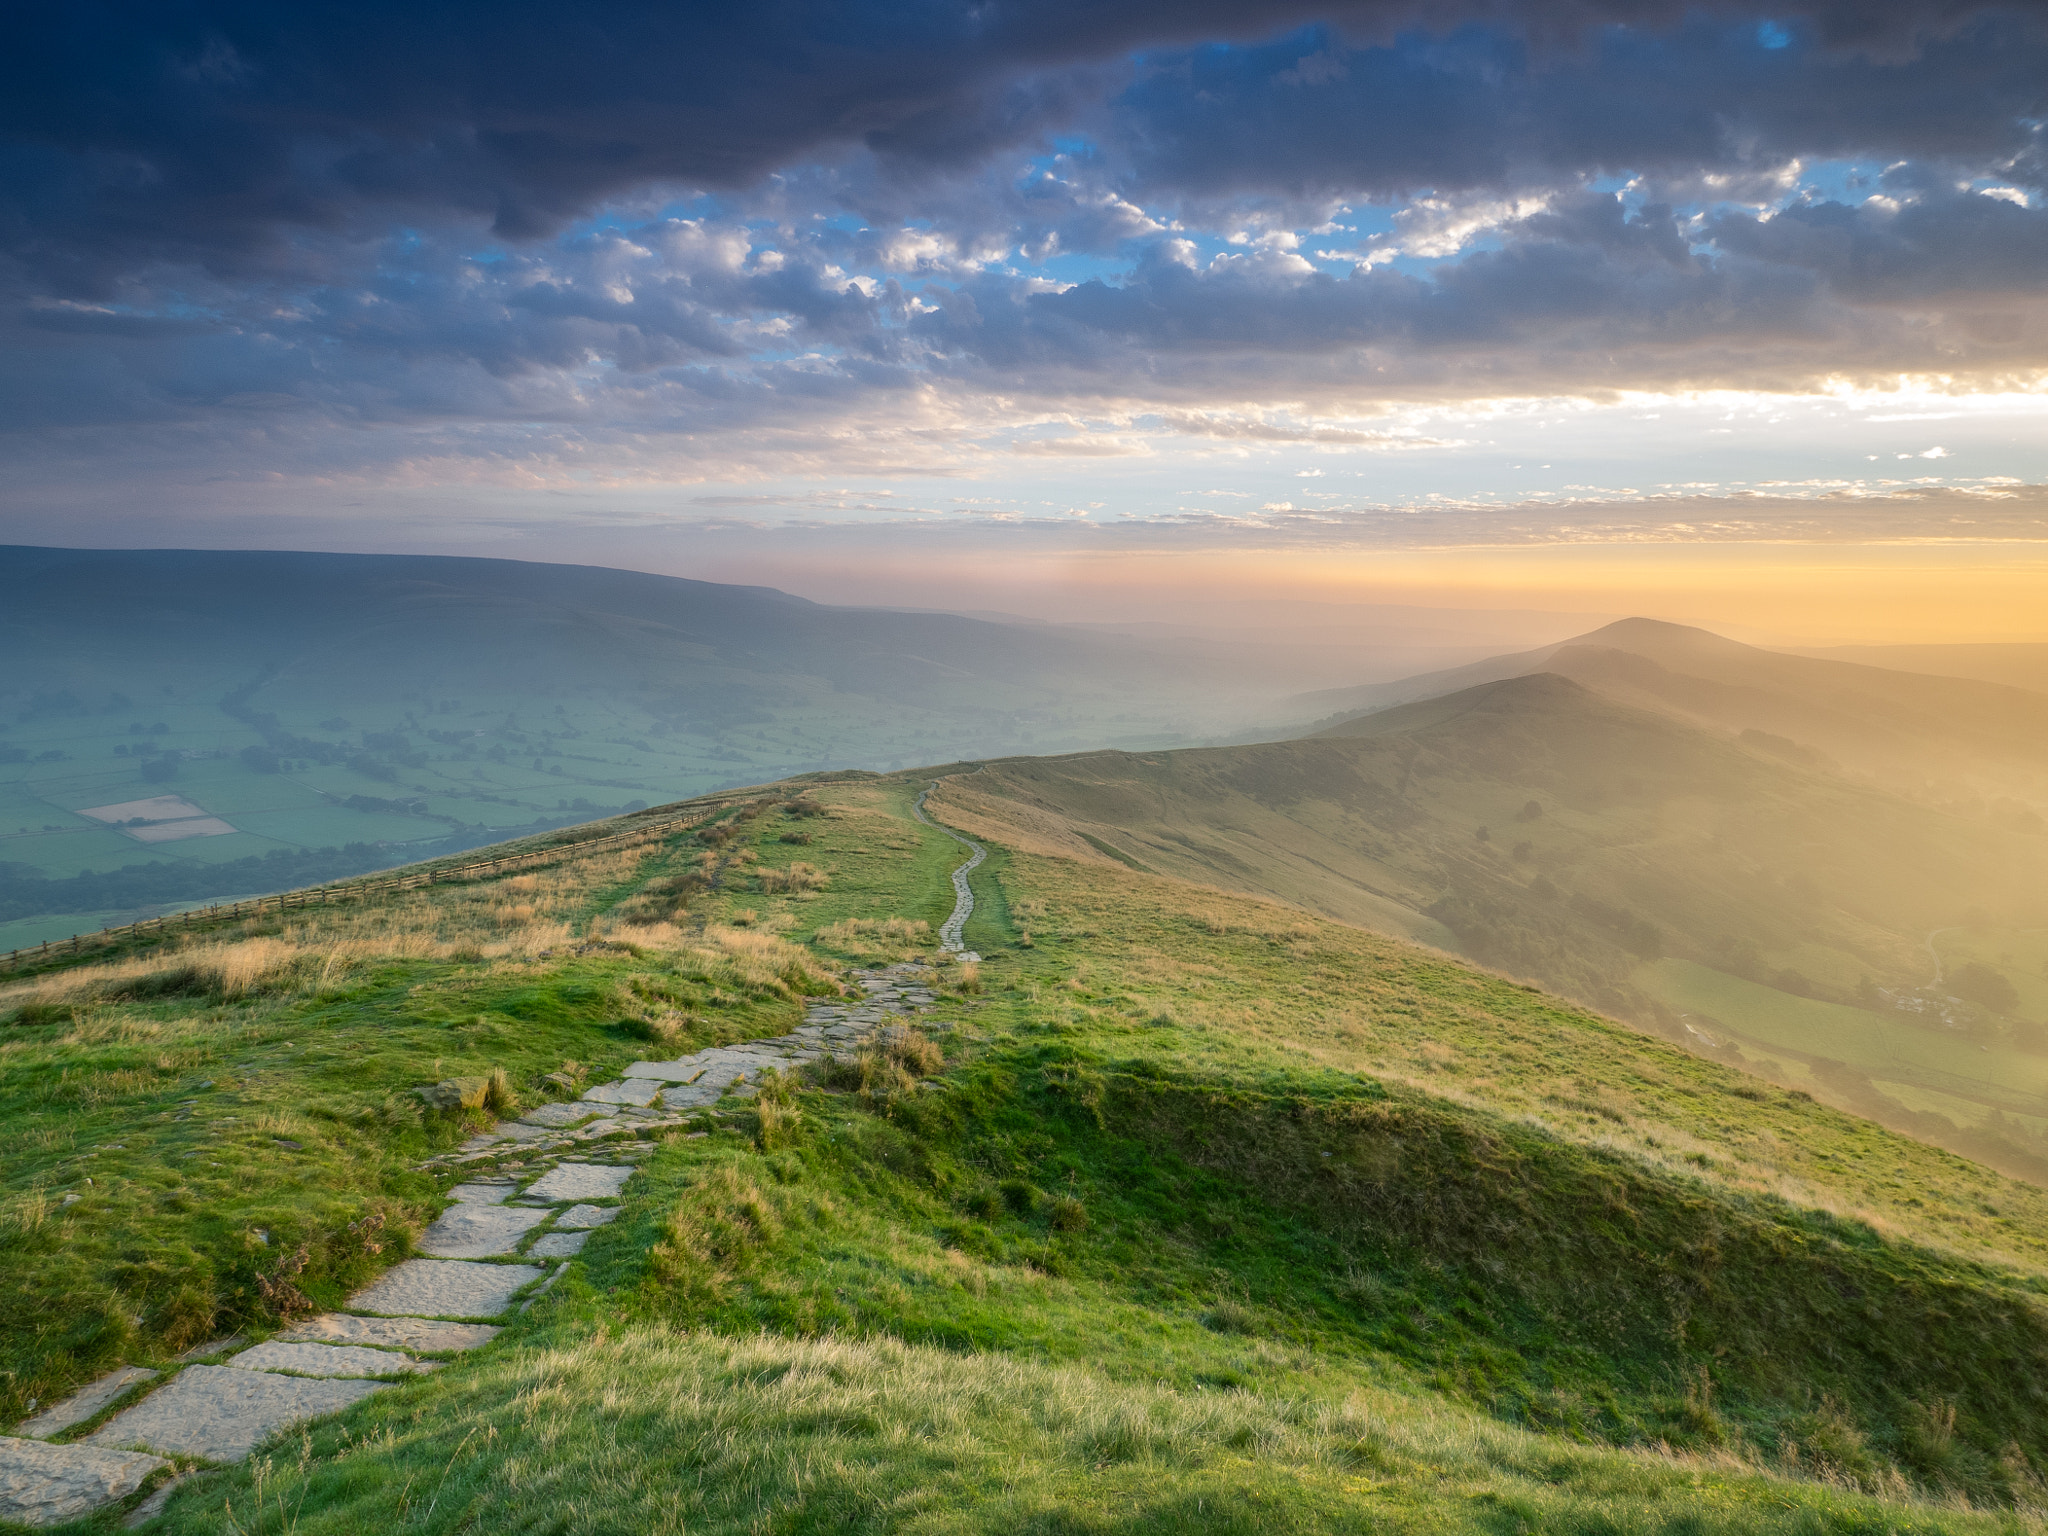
[3,1,2047,498]
[1007,434,1152,455]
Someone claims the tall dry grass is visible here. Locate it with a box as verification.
[812,917,932,960]
[757,862,829,894]
[0,936,306,1008]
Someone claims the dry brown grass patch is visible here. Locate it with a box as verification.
[812,916,932,960]
[758,861,829,894]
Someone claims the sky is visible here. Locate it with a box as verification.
[4,0,2048,643]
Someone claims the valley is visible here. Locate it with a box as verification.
[0,547,1310,945]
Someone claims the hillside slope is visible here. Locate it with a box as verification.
[1295,617,2048,806]
[927,675,2048,1177]
[7,774,2048,1529]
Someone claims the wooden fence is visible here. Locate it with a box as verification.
[0,797,751,975]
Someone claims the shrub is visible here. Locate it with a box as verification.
[999,1179,1037,1216]
[1048,1195,1089,1231]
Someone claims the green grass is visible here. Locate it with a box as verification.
[8,776,2048,1532]
[1637,959,2048,1118]
[0,807,830,1413]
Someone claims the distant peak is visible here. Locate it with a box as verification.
[1569,617,1750,653]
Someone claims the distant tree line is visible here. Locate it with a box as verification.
[220,680,417,779]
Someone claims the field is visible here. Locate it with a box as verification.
[1635,959,2048,1116]
[6,772,2048,1529]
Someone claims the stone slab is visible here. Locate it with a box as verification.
[226,1342,437,1378]
[518,1101,619,1128]
[526,1231,588,1258]
[446,1182,515,1204]
[418,1202,551,1258]
[276,1314,499,1354]
[0,1435,166,1528]
[580,1077,663,1107]
[232,1343,432,1384]
[346,1259,544,1320]
[86,1367,386,1463]
[623,1058,707,1083]
[656,1083,722,1109]
[13,1367,158,1440]
[522,1162,634,1203]
[491,1120,555,1142]
[552,1204,621,1230]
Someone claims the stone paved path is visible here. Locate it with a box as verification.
[912,783,985,960]
[1,962,937,1527]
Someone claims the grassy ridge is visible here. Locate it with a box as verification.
[921,681,2048,1182]
[7,774,2048,1530]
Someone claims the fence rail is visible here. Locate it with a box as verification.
[0,797,751,975]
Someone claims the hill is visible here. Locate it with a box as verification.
[928,673,2048,1177]
[0,546,1269,948]
[6,772,2048,1530]
[1293,617,2048,808]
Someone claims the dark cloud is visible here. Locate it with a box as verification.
[1708,176,2048,302]
[1115,17,2048,205]
[2,1,2037,291]
[4,0,2048,490]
